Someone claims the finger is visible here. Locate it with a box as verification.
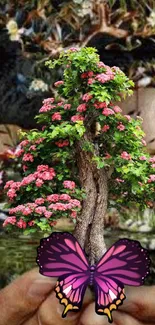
[38,287,93,325]
[0,268,56,325]
[120,286,155,323]
[79,302,146,325]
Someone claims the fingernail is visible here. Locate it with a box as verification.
[28,274,55,298]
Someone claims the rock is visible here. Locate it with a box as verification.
[149,239,155,250]
[138,224,152,233]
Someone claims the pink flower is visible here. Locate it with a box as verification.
[139,156,147,161]
[124,115,131,121]
[29,145,36,151]
[15,149,24,157]
[4,180,14,189]
[35,179,44,187]
[87,78,94,85]
[43,98,55,105]
[69,47,78,52]
[102,108,115,116]
[3,216,16,227]
[113,106,122,113]
[87,71,94,77]
[81,73,88,79]
[7,189,17,200]
[121,151,131,160]
[52,112,61,121]
[54,80,64,87]
[148,174,155,183]
[35,198,45,205]
[95,73,114,83]
[50,221,57,226]
[115,178,124,183]
[23,165,28,172]
[97,61,106,68]
[142,139,146,146]
[102,125,110,132]
[23,153,34,162]
[71,115,84,122]
[17,218,27,229]
[117,123,125,131]
[105,153,111,159]
[59,194,71,201]
[37,165,49,172]
[49,203,67,211]
[152,164,155,168]
[149,156,155,163]
[42,126,46,131]
[55,140,69,147]
[39,104,56,113]
[28,220,35,226]
[63,180,76,190]
[70,211,77,218]
[35,138,45,144]
[47,194,59,202]
[44,211,53,218]
[70,199,81,207]
[64,104,71,110]
[22,207,32,216]
[82,93,93,102]
[57,102,64,107]
[20,140,29,147]
[35,206,46,214]
[77,103,87,112]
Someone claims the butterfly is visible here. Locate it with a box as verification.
[36,232,150,323]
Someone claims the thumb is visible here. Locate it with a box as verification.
[0,268,56,325]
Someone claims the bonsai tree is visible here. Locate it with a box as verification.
[3,47,155,264]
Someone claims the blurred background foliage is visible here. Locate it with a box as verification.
[0,0,155,128]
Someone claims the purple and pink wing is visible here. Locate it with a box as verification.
[37,232,90,317]
[94,238,151,323]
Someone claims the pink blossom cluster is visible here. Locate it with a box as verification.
[52,112,61,121]
[47,194,71,202]
[149,156,155,163]
[35,206,52,218]
[139,156,147,161]
[49,198,81,211]
[71,115,84,122]
[102,108,115,116]
[113,106,122,113]
[20,140,29,147]
[55,140,69,148]
[23,153,34,162]
[3,216,16,226]
[95,71,114,84]
[121,151,131,160]
[94,101,107,109]
[117,123,125,131]
[64,104,71,110]
[77,103,87,112]
[63,180,76,189]
[148,175,155,183]
[54,80,64,87]
[81,71,94,79]
[124,115,131,121]
[43,98,55,105]
[102,125,110,132]
[97,61,106,68]
[5,165,56,200]
[115,178,125,183]
[82,93,93,102]
[39,104,56,113]
[104,153,111,159]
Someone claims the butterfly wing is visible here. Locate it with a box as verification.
[94,238,151,323]
[37,232,90,317]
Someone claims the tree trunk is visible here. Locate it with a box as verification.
[74,131,108,264]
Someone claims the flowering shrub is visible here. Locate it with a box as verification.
[4,47,155,235]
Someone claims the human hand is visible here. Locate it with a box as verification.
[79,286,155,325]
[0,268,92,325]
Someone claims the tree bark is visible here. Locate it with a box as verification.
[74,131,108,264]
